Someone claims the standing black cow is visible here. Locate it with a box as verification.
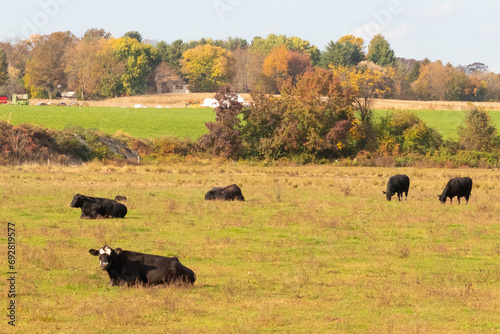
[383,174,410,201]
[205,184,245,201]
[70,194,127,219]
[438,177,473,204]
[88,245,196,286]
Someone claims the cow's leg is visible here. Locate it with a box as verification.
[398,192,402,201]
[465,195,469,204]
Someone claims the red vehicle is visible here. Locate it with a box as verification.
[0,96,7,104]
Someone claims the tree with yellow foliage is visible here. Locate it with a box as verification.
[331,61,395,122]
[180,44,234,92]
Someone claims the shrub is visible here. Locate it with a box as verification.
[457,106,497,151]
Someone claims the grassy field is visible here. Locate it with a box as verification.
[2,104,500,141]
[1,162,499,333]
[0,105,215,139]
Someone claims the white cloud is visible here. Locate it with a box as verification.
[351,23,409,42]
[385,24,410,40]
[424,1,466,19]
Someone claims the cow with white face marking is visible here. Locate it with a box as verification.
[88,245,196,286]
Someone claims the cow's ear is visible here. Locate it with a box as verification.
[382,191,386,194]
[115,248,122,255]
[89,249,99,256]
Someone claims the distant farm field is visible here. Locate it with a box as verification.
[0,105,215,139]
[2,104,500,140]
[1,163,499,333]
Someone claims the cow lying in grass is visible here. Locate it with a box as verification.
[89,245,196,286]
[204,184,245,201]
[70,194,127,219]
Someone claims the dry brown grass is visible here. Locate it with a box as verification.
[3,162,500,333]
[372,98,500,111]
[28,95,500,110]
[29,93,252,108]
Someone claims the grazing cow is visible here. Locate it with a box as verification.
[70,194,127,219]
[438,177,473,204]
[89,245,196,286]
[114,195,127,201]
[205,184,245,201]
[383,174,410,201]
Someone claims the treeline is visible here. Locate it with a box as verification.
[0,29,499,101]
[3,78,499,168]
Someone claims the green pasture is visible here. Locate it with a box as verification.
[2,104,500,141]
[0,105,215,139]
[373,109,500,141]
[1,163,499,333]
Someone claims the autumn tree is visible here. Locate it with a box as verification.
[0,40,30,77]
[261,45,312,93]
[230,47,264,93]
[180,44,234,92]
[251,34,320,65]
[242,68,358,161]
[83,28,111,41]
[321,35,365,68]
[366,34,396,67]
[377,111,442,155]
[198,86,243,159]
[24,31,76,98]
[112,36,160,95]
[458,106,497,151]
[123,31,143,43]
[411,61,451,100]
[0,47,8,86]
[331,61,395,123]
[474,71,500,102]
[65,38,124,99]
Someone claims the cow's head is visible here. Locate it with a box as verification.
[437,195,447,204]
[205,190,216,200]
[89,245,122,270]
[382,191,395,201]
[70,194,86,208]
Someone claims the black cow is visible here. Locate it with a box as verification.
[438,177,473,204]
[205,184,245,201]
[114,195,127,201]
[70,194,127,219]
[89,245,196,286]
[383,174,410,201]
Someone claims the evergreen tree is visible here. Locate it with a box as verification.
[321,35,365,68]
[367,34,396,67]
[0,47,8,86]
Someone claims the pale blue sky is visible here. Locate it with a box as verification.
[1,0,499,72]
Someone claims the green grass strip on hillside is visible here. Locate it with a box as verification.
[0,105,215,139]
[2,105,500,141]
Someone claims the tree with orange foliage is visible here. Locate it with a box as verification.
[65,38,123,100]
[262,45,311,93]
[24,31,76,98]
